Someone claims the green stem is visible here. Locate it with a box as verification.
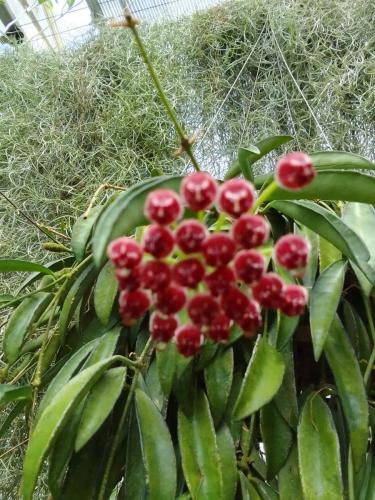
[253,180,278,212]
[362,294,375,385]
[127,17,201,172]
[348,447,355,500]
[97,337,153,500]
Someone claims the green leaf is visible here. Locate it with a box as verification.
[22,358,119,500]
[81,326,121,369]
[342,202,375,296]
[276,314,299,351]
[3,292,52,363]
[0,293,13,303]
[16,256,75,295]
[178,390,222,499]
[75,367,126,451]
[124,406,147,499]
[309,260,347,361]
[319,236,342,272]
[92,176,182,267]
[216,425,237,500]
[0,384,32,408]
[224,135,293,180]
[233,337,285,420]
[93,261,118,325]
[58,263,97,340]
[297,225,319,288]
[236,146,261,181]
[278,444,304,500]
[204,347,233,424]
[274,345,298,430]
[270,200,371,279]
[71,206,103,262]
[298,394,343,500]
[145,360,165,412]
[135,389,177,500]
[0,400,27,440]
[238,472,261,500]
[260,401,293,479]
[156,341,177,396]
[324,318,369,470]
[0,259,55,275]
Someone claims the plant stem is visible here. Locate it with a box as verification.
[83,183,125,219]
[348,447,355,500]
[97,337,153,500]
[125,13,201,172]
[253,180,278,211]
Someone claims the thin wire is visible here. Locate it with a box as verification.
[268,15,332,149]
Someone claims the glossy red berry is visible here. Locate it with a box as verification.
[150,312,178,342]
[115,266,142,291]
[238,300,262,336]
[218,179,256,218]
[155,284,186,314]
[173,258,205,288]
[143,225,174,258]
[175,324,202,357]
[234,249,265,285]
[280,284,308,316]
[207,313,231,342]
[180,172,218,211]
[202,233,236,268]
[118,289,150,324]
[221,287,250,321]
[144,188,182,224]
[275,152,315,190]
[141,260,171,292]
[252,272,284,309]
[231,214,270,249]
[204,266,235,297]
[175,219,207,254]
[107,237,143,269]
[274,234,310,272]
[187,293,219,325]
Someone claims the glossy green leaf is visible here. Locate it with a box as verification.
[0,258,55,275]
[124,405,147,499]
[0,293,13,303]
[0,384,32,408]
[342,202,375,296]
[75,367,126,451]
[274,345,298,430]
[276,314,299,351]
[270,200,371,278]
[319,236,342,272]
[309,260,347,361]
[145,360,165,412]
[3,292,52,363]
[232,146,261,182]
[324,317,369,470]
[297,226,319,288]
[298,394,343,500]
[16,256,75,295]
[238,472,261,500]
[224,135,293,180]
[93,261,118,325]
[310,150,375,171]
[81,326,121,369]
[178,390,222,499]
[22,357,118,499]
[216,425,237,500]
[204,347,233,424]
[71,206,103,261]
[156,341,177,396]
[260,401,293,479]
[250,478,279,500]
[135,389,177,500]
[233,337,285,420]
[279,444,304,500]
[92,176,182,267]
[58,262,97,340]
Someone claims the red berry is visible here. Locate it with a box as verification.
[175,324,202,357]
[143,225,174,258]
[175,219,207,254]
[202,233,236,268]
[144,189,182,225]
[218,179,256,218]
[118,289,150,324]
[115,266,142,291]
[280,284,308,316]
[252,273,284,309]
[234,249,265,285]
[238,300,262,336]
[107,237,143,269]
[173,258,205,289]
[275,152,315,191]
[207,313,230,342]
[150,311,178,342]
[141,260,171,292]
[221,287,250,321]
[274,234,310,272]
[204,266,235,297]
[180,172,218,211]
[187,293,220,325]
[231,214,270,248]
[155,285,186,314]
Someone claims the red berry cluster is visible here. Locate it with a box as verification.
[107,152,314,357]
